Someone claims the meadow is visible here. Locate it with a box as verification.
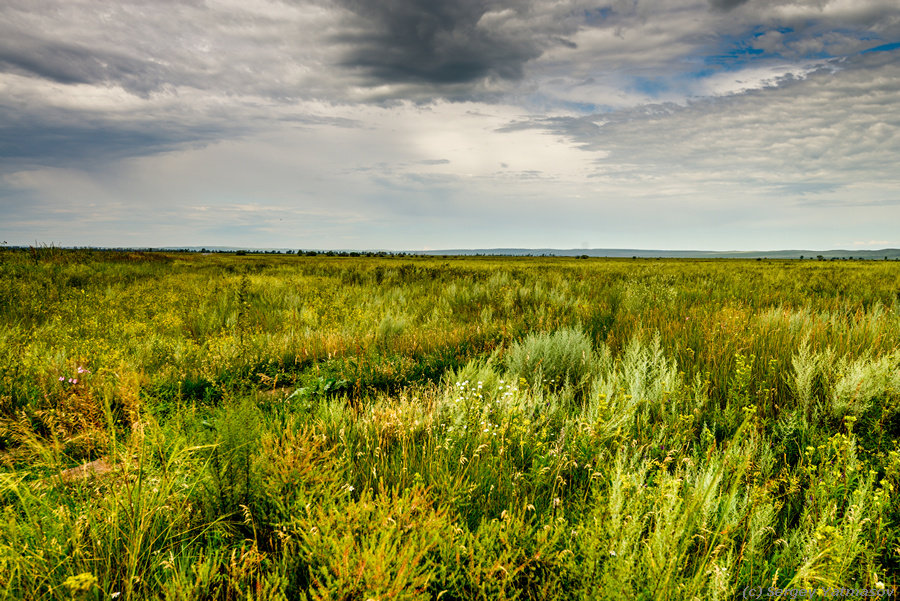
[1,248,898,600]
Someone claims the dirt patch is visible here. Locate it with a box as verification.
[59,457,115,483]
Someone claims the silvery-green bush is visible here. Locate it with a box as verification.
[504,327,594,393]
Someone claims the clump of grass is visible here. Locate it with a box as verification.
[504,327,595,397]
[375,312,408,347]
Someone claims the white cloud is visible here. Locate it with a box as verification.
[2,0,900,249]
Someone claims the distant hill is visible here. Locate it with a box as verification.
[412,248,900,259]
[8,245,900,259]
[154,246,900,259]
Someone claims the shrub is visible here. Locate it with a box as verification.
[829,351,900,422]
[504,328,594,395]
[199,398,263,523]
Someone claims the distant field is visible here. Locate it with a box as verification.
[1,249,898,599]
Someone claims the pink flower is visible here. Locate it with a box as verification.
[59,376,65,381]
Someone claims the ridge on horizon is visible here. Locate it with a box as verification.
[5,244,899,259]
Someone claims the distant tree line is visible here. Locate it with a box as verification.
[2,243,898,261]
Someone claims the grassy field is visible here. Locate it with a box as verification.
[1,248,898,599]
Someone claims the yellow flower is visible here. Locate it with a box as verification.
[63,572,97,593]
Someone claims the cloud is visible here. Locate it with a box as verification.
[0,0,346,99]
[709,0,750,11]
[851,240,896,246]
[332,0,586,99]
[2,0,900,249]
[485,50,900,240]
[337,1,530,83]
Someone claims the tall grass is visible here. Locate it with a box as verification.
[0,250,898,598]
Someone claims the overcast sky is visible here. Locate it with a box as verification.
[1,0,899,250]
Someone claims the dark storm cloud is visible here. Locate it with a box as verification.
[334,0,576,87]
[0,100,237,174]
[709,0,749,11]
[0,121,214,174]
[0,33,168,96]
[0,35,110,86]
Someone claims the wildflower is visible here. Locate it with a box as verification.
[63,572,97,593]
[59,376,65,381]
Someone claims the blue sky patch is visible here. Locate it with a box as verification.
[863,41,900,53]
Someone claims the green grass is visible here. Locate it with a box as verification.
[0,249,898,599]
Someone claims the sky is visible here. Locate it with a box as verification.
[1,0,899,251]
